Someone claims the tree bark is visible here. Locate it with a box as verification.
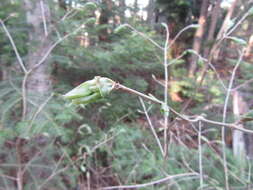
[118,0,126,24]
[188,0,209,77]
[98,0,113,42]
[203,0,221,58]
[147,0,156,26]
[58,0,67,10]
[232,91,253,159]
[232,91,247,160]
[213,0,239,61]
[245,34,253,58]
[23,0,52,119]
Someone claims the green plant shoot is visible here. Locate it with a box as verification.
[63,76,115,105]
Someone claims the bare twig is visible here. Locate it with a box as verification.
[25,93,54,135]
[199,7,252,84]
[232,78,253,91]
[60,9,76,22]
[40,0,48,36]
[22,23,85,118]
[30,23,85,72]
[139,97,164,156]
[198,121,204,189]
[0,19,27,73]
[101,172,199,190]
[226,10,251,37]
[221,48,245,190]
[168,24,199,50]
[162,23,170,158]
[115,82,253,134]
[21,74,29,120]
[123,24,163,50]
[37,153,68,190]
[115,83,163,104]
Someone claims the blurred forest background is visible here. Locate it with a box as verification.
[1,0,253,189]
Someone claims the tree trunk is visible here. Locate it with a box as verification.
[58,0,67,10]
[245,34,253,58]
[213,0,239,61]
[188,0,209,77]
[203,0,221,58]
[98,0,113,42]
[23,0,52,119]
[232,91,247,160]
[232,91,253,160]
[147,0,156,26]
[118,0,126,24]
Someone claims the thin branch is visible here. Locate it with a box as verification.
[114,83,253,134]
[101,172,198,190]
[60,9,76,22]
[162,23,170,158]
[115,83,163,104]
[139,97,164,156]
[232,78,253,91]
[123,24,163,50]
[40,0,48,37]
[30,23,85,72]
[206,60,227,90]
[21,74,29,120]
[226,10,251,37]
[0,174,17,181]
[168,24,199,50]
[25,93,54,134]
[198,121,204,189]
[0,19,27,73]
[21,23,85,118]
[221,48,245,190]
[90,133,118,153]
[199,7,252,83]
[37,154,67,190]
[167,50,187,67]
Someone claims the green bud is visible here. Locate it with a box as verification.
[63,76,115,105]
[72,92,101,105]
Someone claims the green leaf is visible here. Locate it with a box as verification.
[185,49,197,55]
[248,7,253,16]
[83,2,97,10]
[98,77,115,97]
[114,24,128,34]
[197,58,205,66]
[161,103,170,117]
[239,110,253,123]
[228,36,247,46]
[85,17,96,25]
[72,92,100,105]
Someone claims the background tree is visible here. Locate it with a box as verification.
[22,0,52,119]
[188,0,209,77]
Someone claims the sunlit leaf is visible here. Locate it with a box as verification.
[228,36,247,46]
